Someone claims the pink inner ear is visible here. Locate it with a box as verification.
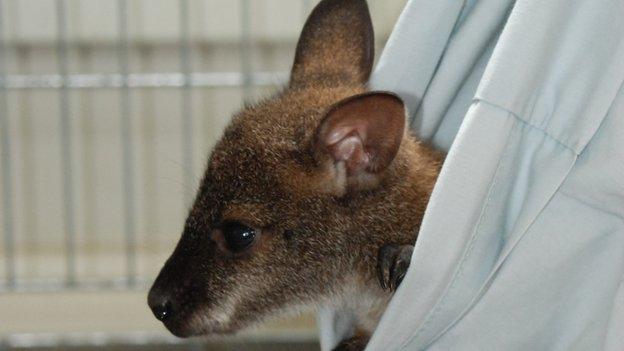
[315,91,406,178]
[326,128,370,175]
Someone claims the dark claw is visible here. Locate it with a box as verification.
[377,245,395,290]
[377,244,414,291]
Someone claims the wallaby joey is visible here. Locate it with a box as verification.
[148,0,442,350]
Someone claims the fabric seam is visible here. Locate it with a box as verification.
[475,99,578,154]
[421,153,577,349]
[558,190,624,223]
[400,111,517,350]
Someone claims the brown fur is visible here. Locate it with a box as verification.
[148,0,442,348]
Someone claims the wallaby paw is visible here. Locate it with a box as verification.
[377,244,414,291]
[332,335,369,351]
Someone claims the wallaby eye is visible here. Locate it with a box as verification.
[222,221,256,252]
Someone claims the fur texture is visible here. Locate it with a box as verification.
[148,0,443,348]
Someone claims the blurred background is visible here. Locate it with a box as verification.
[0,0,406,349]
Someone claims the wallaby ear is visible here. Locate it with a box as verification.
[290,0,374,88]
[314,92,406,195]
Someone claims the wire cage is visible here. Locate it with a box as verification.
[0,0,406,349]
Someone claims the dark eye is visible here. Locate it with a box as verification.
[222,221,256,252]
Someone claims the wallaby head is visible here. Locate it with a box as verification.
[148,0,441,339]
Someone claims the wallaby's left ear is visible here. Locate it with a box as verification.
[290,0,374,88]
[314,92,406,195]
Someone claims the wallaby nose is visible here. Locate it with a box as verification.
[148,290,174,322]
[152,299,173,322]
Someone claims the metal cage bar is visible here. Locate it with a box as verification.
[179,0,195,206]
[240,0,253,102]
[118,0,138,286]
[0,0,16,290]
[56,0,77,287]
[0,72,288,90]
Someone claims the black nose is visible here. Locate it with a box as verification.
[148,289,174,322]
[151,299,173,321]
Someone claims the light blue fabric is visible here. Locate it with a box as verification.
[319,0,624,349]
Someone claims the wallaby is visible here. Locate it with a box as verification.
[148,0,442,350]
